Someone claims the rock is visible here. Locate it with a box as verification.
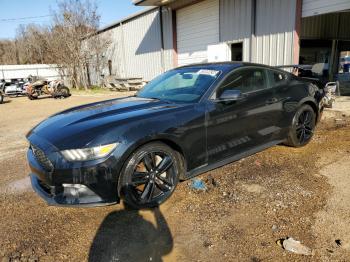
[11,252,21,259]
[272,225,278,232]
[28,255,39,262]
[203,240,214,249]
[335,239,342,247]
[206,175,217,187]
[279,237,313,256]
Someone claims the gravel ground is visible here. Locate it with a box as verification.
[0,94,349,262]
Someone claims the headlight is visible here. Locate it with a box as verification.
[61,142,118,162]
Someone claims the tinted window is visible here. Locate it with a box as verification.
[219,68,268,95]
[268,70,288,88]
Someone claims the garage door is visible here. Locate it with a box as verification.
[176,0,219,66]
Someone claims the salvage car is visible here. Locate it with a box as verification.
[27,62,325,209]
[26,79,70,100]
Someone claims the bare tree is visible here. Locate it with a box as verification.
[15,24,51,64]
[0,40,17,64]
[48,0,111,89]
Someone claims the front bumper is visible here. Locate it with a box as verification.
[27,136,121,207]
[30,174,117,207]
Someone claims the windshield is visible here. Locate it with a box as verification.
[137,67,221,103]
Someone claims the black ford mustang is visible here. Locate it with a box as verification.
[27,62,324,209]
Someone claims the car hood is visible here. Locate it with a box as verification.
[27,96,186,149]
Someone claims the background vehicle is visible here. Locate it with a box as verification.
[1,79,26,97]
[27,62,325,209]
[278,64,337,108]
[26,79,70,100]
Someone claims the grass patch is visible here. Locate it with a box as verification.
[70,86,114,95]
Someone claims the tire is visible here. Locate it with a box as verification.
[27,94,38,100]
[118,142,182,209]
[57,86,70,98]
[285,104,316,147]
[0,94,3,104]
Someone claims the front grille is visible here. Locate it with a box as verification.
[31,144,54,172]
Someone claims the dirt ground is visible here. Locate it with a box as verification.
[0,94,350,262]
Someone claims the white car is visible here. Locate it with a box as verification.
[3,82,26,96]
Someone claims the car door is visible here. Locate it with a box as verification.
[265,69,296,139]
[205,67,281,164]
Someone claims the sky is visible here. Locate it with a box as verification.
[0,0,145,39]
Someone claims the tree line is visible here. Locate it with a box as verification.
[0,0,111,89]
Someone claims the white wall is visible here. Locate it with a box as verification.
[0,64,63,81]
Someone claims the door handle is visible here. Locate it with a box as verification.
[266,98,278,104]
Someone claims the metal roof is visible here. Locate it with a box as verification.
[96,6,158,34]
[133,0,177,6]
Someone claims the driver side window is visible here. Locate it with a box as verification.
[218,68,268,96]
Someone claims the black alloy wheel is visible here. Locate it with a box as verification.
[296,110,314,144]
[286,104,316,147]
[119,142,181,209]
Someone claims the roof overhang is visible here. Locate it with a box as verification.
[133,0,175,6]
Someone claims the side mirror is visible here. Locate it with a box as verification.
[218,89,243,101]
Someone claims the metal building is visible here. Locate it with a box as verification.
[85,0,350,92]
[84,7,173,84]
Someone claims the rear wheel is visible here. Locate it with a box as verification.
[56,86,70,98]
[27,94,38,100]
[285,104,316,147]
[0,93,3,104]
[118,142,182,209]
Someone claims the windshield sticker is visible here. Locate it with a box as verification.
[197,69,219,77]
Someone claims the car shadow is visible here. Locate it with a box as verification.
[88,207,173,262]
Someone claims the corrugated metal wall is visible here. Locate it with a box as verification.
[219,0,252,61]
[251,0,296,66]
[86,0,299,84]
[160,7,174,71]
[122,9,163,79]
[301,12,350,39]
[85,8,174,84]
[219,0,296,66]
[302,0,350,17]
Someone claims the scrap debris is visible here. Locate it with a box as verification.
[277,237,313,256]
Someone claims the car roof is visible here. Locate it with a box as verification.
[177,61,283,74]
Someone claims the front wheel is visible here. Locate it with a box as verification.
[285,104,316,147]
[118,142,182,209]
[0,94,3,104]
